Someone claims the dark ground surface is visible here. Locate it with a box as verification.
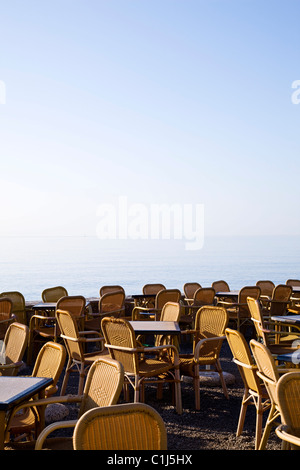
[5,334,283,453]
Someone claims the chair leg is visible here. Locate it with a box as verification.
[255,395,263,450]
[258,404,276,450]
[78,362,86,395]
[134,375,140,402]
[60,358,72,395]
[216,360,229,399]
[236,389,249,436]
[174,367,183,415]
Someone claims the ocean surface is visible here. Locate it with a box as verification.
[0,235,299,301]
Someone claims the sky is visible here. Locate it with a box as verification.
[0,0,300,239]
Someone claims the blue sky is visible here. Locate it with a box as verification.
[0,0,300,238]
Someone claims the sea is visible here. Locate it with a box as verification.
[0,235,299,301]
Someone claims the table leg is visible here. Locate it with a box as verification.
[0,410,5,450]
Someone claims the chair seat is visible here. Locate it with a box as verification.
[137,358,173,378]
[179,354,216,375]
[32,326,56,338]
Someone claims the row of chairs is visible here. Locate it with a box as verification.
[226,296,300,450]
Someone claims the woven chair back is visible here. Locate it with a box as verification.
[0,298,12,321]
[256,280,275,297]
[101,317,138,375]
[212,280,230,292]
[99,291,125,314]
[250,339,280,406]
[226,327,262,394]
[0,291,25,324]
[3,322,29,367]
[42,286,68,302]
[155,289,181,310]
[277,372,300,437]
[286,279,300,287]
[100,285,125,296]
[32,341,66,396]
[142,284,166,295]
[57,296,86,319]
[193,287,215,306]
[56,309,84,362]
[193,306,228,358]
[73,403,167,450]
[79,357,124,417]
[269,284,292,316]
[183,282,201,299]
[247,297,267,344]
[237,286,261,319]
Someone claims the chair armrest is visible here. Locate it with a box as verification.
[35,419,78,450]
[275,424,300,448]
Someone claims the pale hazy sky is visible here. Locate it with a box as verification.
[1,0,300,238]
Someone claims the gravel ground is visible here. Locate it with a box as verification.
[6,337,283,453]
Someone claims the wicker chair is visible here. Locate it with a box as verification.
[263,284,292,318]
[0,298,14,340]
[73,402,167,450]
[218,286,261,332]
[100,285,125,296]
[247,296,300,354]
[0,291,26,324]
[179,306,229,410]
[180,287,215,329]
[183,282,202,304]
[7,357,124,450]
[250,338,289,450]
[286,279,300,312]
[27,295,86,365]
[143,284,166,295]
[132,289,181,321]
[225,328,270,450]
[101,316,182,414]
[56,309,110,395]
[41,286,68,302]
[0,322,29,376]
[84,291,126,331]
[6,341,66,442]
[275,372,300,449]
[212,280,230,293]
[154,301,181,349]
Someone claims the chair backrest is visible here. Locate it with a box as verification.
[56,295,86,319]
[100,285,125,296]
[143,284,166,295]
[160,302,181,322]
[79,357,124,417]
[193,306,228,355]
[73,403,167,450]
[212,280,230,292]
[250,339,280,406]
[0,298,13,321]
[286,279,300,287]
[155,289,181,311]
[99,291,125,315]
[101,317,138,375]
[269,284,292,316]
[2,322,29,367]
[225,327,262,394]
[183,282,202,299]
[0,291,25,324]
[42,286,68,302]
[276,372,300,444]
[247,296,268,345]
[193,287,215,306]
[32,341,66,397]
[56,309,84,363]
[237,286,261,318]
[256,280,275,297]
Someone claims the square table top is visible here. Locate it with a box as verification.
[32,302,57,310]
[271,315,300,325]
[0,376,53,411]
[129,321,180,335]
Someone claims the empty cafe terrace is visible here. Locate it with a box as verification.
[1,279,300,451]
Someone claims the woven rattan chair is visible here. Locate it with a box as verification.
[73,402,167,450]
[6,341,66,442]
[154,301,181,349]
[275,372,300,449]
[183,282,202,304]
[180,287,215,329]
[256,280,275,308]
[179,306,229,410]
[219,286,261,332]
[225,327,271,449]
[247,297,300,354]
[0,291,26,324]
[41,286,68,302]
[286,279,300,312]
[263,284,292,318]
[0,322,29,376]
[101,316,182,414]
[32,357,124,450]
[100,285,125,296]
[132,288,181,321]
[56,309,109,395]
[0,298,14,340]
[249,338,289,450]
[27,295,86,365]
[212,280,230,293]
[143,284,166,295]
[84,291,126,331]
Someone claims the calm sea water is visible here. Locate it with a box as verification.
[0,235,299,301]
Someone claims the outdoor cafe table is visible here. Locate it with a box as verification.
[215,290,239,299]
[129,320,181,336]
[0,376,53,449]
[271,314,300,329]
